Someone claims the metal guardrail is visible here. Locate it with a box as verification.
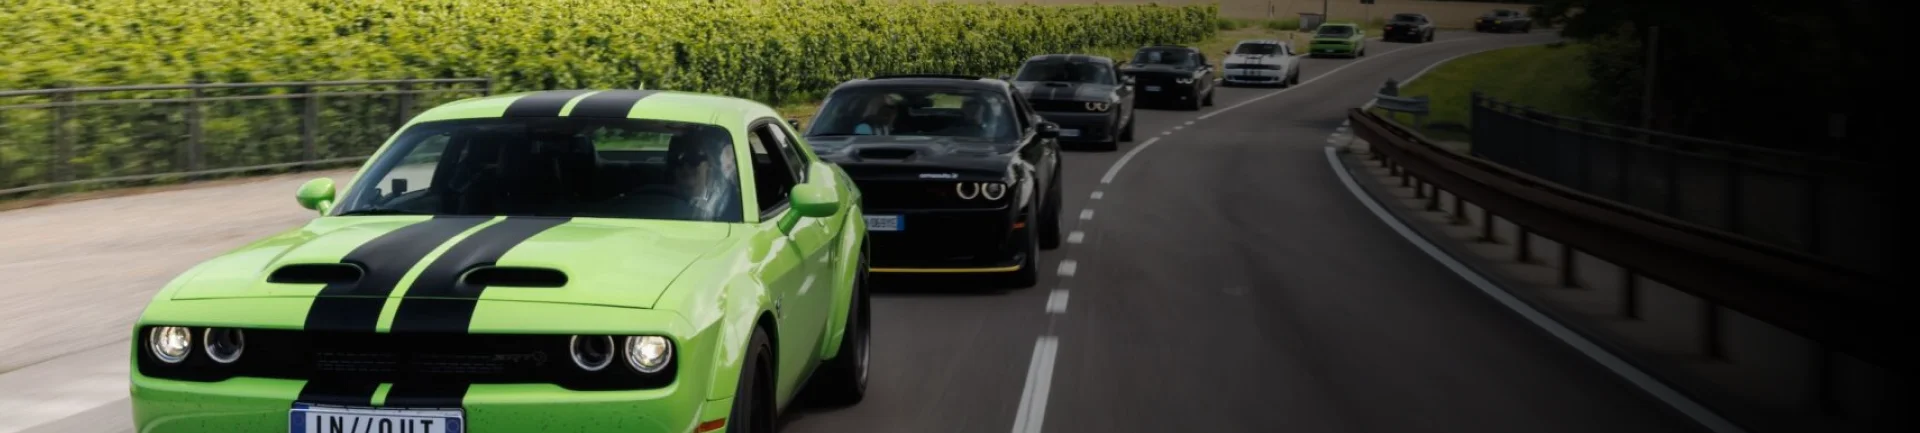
[1372,79,1429,128]
[0,78,493,196]
[1467,92,1885,277]
[1348,106,1898,428]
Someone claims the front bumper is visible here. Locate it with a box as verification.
[1309,43,1357,55]
[1222,68,1285,84]
[864,207,1026,272]
[1134,82,1199,102]
[131,375,724,433]
[1035,111,1117,142]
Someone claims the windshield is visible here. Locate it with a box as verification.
[1316,25,1355,37]
[1015,60,1116,85]
[1131,49,1196,67]
[805,87,1021,149]
[1392,14,1421,23]
[331,117,744,222]
[1232,43,1283,55]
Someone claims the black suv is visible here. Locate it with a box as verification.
[800,74,1065,288]
[1120,45,1217,111]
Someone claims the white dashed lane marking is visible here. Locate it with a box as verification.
[1056,260,1078,277]
[1090,191,1104,199]
[1046,289,1070,314]
[1067,231,1085,244]
[1078,209,1094,221]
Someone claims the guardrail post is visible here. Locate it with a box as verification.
[1451,194,1467,224]
[1424,184,1441,211]
[299,85,319,162]
[1558,244,1579,288]
[50,85,75,183]
[1723,150,1743,233]
[1662,135,1680,215]
[1809,346,1840,416]
[1480,208,1497,243]
[1700,301,1723,360]
[1414,178,1427,198]
[1619,270,1639,318]
[185,82,205,171]
[1515,227,1532,263]
[1802,173,1822,254]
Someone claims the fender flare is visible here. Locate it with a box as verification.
[817,201,865,359]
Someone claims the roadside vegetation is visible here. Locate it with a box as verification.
[1373,42,1602,146]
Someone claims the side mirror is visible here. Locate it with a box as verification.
[1036,122,1061,139]
[787,118,803,130]
[295,178,335,213]
[780,182,840,233]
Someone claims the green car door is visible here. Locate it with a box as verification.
[741,117,848,409]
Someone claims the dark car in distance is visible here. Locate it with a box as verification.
[801,74,1064,288]
[1005,54,1137,151]
[1475,9,1532,33]
[1384,13,1436,42]
[1119,45,1216,111]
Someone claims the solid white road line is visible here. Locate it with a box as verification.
[1010,336,1060,433]
[1198,37,1478,120]
[1056,260,1078,277]
[1100,137,1160,184]
[1067,231,1085,244]
[1046,289,1070,314]
[1321,147,1749,433]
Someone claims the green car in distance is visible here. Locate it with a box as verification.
[1309,22,1368,58]
[129,89,872,433]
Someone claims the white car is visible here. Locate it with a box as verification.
[1219,39,1301,88]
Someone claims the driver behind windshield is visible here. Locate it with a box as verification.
[667,126,741,221]
[851,94,897,136]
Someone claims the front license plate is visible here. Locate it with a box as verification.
[865,215,902,232]
[291,405,463,433]
[1144,85,1161,92]
[1058,128,1080,137]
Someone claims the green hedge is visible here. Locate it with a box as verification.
[0,0,1219,194]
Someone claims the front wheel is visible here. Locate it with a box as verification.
[729,328,776,433]
[1038,177,1063,249]
[999,208,1041,289]
[1202,87,1215,106]
[1118,113,1135,142]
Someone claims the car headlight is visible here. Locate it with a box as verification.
[981,182,1007,200]
[148,326,192,364]
[202,328,245,364]
[625,336,673,373]
[1085,102,1110,112]
[570,335,616,371]
[1175,78,1194,84]
[956,182,1007,200]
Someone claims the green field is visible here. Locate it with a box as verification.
[1376,42,1601,146]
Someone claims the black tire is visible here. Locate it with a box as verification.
[1118,113,1135,142]
[730,328,776,433]
[806,243,870,406]
[1291,69,1301,86]
[1185,91,1203,111]
[1202,87,1214,106]
[1427,31,1435,42]
[1038,172,1062,249]
[1000,206,1041,289]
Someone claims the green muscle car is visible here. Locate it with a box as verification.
[129,89,872,433]
[1309,22,1368,58]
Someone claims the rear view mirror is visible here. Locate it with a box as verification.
[1036,122,1061,139]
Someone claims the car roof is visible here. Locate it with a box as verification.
[1137,44,1197,52]
[830,75,1011,94]
[1234,39,1287,46]
[408,89,775,127]
[1024,54,1115,65]
[1319,22,1358,28]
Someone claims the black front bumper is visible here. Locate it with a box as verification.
[862,207,1027,271]
[1036,111,1118,143]
[1384,28,1424,39]
[1135,82,1199,103]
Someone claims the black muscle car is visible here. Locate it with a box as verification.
[1384,13,1436,43]
[1475,9,1532,33]
[1004,54,1136,151]
[1119,45,1216,111]
[801,75,1065,288]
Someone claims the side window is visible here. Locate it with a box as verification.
[1007,90,1035,130]
[765,121,810,183]
[748,123,800,213]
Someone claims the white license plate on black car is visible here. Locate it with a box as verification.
[865,215,902,232]
[1144,85,1161,92]
[1059,129,1080,137]
[290,404,463,433]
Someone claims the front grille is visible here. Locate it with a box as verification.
[1225,63,1280,70]
[869,211,1013,263]
[858,180,1010,210]
[1029,99,1107,113]
[136,328,673,391]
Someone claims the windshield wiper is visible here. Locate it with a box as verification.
[333,207,428,216]
[807,133,864,137]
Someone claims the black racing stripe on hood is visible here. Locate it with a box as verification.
[388,217,573,334]
[303,216,492,333]
[566,90,662,118]
[383,382,473,407]
[503,90,595,117]
[296,381,380,406]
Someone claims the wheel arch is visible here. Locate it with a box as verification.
[817,207,867,359]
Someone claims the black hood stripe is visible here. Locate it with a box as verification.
[567,90,661,118]
[388,217,573,334]
[297,381,380,407]
[503,90,595,117]
[383,382,473,408]
[302,216,491,333]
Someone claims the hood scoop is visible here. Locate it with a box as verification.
[267,263,364,285]
[856,147,920,160]
[463,266,568,288]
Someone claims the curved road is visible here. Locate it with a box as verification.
[0,30,1707,433]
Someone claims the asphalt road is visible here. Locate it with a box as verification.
[0,30,1709,433]
[779,31,1708,433]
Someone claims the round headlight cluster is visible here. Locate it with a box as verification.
[570,335,674,374]
[147,326,245,364]
[1084,102,1110,112]
[1175,77,1195,84]
[955,182,1008,201]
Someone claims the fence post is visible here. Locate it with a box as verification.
[393,78,416,131]
[300,84,319,163]
[185,82,205,171]
[481,78,495,96]
[50,85,75,183]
